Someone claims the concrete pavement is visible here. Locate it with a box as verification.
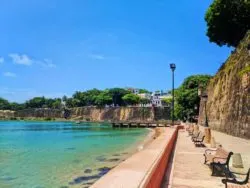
[162,128,250,188]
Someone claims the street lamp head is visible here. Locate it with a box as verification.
[170,63,176,71]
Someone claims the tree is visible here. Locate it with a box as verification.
[52,98,62,109]
[25,97,46,108]
[107,88,131,106]
[72,91,87,106]
[205,0,250,47]
[175,75,212,121]
[0,97,10,110]
[162,97,172,107]
[0,98,26,111]
[84,89,102,106]
[45,98,55,108]
[72,89,102,106]
[62,95,68,102]
[139,98,151,106]
[9,102,25,111]
[95,92,112,107]
[122,93,140,105]
[139,89,150,94]
[65,98,79,108]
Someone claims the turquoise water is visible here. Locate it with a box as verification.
[0,121,149,188]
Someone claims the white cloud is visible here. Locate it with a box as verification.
[8,53,56,68]
[3,72,16,77]
[89,54,105,60]
[37,59,56,68]
[9,53,33,66]
[0,57,4,64]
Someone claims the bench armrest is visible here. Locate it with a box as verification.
[212,157,227,163]
[205,148,217,155]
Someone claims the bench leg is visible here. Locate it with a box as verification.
[203,154,207,164]
[211,164,216,176]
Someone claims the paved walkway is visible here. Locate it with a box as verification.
[162,128,250,188]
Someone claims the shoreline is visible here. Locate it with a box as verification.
[79,128,158,187]
[90,127,175,188]
[68,127,158,187]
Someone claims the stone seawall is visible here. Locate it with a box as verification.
[0,110,15,119]
[199,31,250,139]
[15,107,171,121]
[15,108,64,119]
[90,126,183,188]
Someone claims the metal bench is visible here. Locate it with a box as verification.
[222,168,250,188]
[188,126,194,136]
[191,131,200,141]
[193,132,205,147]
[204,147,233,176]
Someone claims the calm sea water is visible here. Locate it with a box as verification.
[0,121,149,188]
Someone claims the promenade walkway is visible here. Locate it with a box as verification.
[162,127,250,188]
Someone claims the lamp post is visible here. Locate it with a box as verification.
[170,63,176,127]
[202,94,209,127]
[198,85,209,127]
[198,85,211,144]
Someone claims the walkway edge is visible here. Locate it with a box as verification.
[91,126,183,188]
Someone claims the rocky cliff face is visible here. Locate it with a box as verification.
[15,108,64,119]
[70,107,155,121]
[0,110,15,119]
[199,31,250,139]
[15,107,171,121]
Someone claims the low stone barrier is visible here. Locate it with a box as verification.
[142,126,182,188]
[91,126,183,188]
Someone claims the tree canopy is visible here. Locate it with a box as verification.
[122,93,140,105]
[205,0,250,47]
[0,98,11,110]
[95,91,112,107]
[139,89,150,94]
[0,87,149,110]
[161,98,172,107]
[174,75,212,121]
[24,97,62,109]
[107,88,131,106]
[139,98,151,106]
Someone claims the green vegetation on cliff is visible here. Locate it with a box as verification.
[205,0,250,47]
[174,75,212,121]
[0,97,25,111]
[122,93,140,105]
[0,88,150,110]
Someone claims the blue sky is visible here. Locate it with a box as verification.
[0,0,231,102]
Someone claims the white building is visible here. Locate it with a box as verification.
[129,88,172,107]
[150,91,172,107]
[151,95,162,107]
